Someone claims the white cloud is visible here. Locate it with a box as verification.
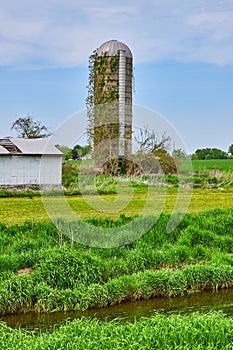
[0,0,233,68]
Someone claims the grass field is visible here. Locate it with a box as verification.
[0,162,233,348]
[1,187,233,225]
[191,159,233,172]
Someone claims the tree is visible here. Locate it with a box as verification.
[228,144,233,156]
[153,149,177,174]
[172,148,187,159]
[192,148,227,160]
[73,144,92,159]
[134,127,171,153]
[134,127,177,174]
[55,144,92,161]
[79,144,92,157]
[11,116,51,138]
[55,145,72,160]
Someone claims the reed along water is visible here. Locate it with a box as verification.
[1,288,233,332]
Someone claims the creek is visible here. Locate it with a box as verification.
[1,288,233,332]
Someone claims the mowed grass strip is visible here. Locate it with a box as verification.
[1,187,233,224]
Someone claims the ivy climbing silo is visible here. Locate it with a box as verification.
[87,39,133,160]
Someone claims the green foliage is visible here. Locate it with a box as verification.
[55,145,92,161]
[0,209,233,314]
[0,312,233,349]
[72,144,92,160]
[192,148,228,160]
[1,191,233,349]
[55,145,72,160]
[0,189,41,198]
[33,247,103,289]
[86,50,119,146]
[62,163,78,187]
[153,149,177,174]
[228,144,233,156]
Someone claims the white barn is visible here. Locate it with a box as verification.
[0,138,63,187]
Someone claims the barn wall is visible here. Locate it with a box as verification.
[0,156,62,185]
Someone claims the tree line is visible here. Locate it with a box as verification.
[192,146,233,160]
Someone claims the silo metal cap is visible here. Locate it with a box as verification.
[96,39,133,58]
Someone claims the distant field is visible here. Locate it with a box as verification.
[191,159,233,172]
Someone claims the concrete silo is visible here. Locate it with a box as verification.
[91,39,133,159]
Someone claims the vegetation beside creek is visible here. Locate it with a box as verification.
[1,312,233,349]
[0,208,233,315]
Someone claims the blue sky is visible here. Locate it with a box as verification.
[0,0,233,154]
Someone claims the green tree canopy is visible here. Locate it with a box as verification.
[55,145,72,160]
[55,144,92,160]
[228,144,233,155]
[192,148,227,160]
[73,144,91,157]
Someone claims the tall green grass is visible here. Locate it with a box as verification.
[0,208,233,314]
[0,312,233,349]
[1,204,233,349]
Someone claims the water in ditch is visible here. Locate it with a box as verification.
[1,288,233,332]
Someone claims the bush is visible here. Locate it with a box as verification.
[153,149,177,174]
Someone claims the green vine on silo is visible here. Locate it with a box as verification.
[86,51,119,144]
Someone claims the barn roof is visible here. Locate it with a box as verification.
[0,145,10,154]
[0,138,63,156]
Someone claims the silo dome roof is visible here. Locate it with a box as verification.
[96,39,132,58]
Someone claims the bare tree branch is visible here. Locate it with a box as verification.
[134,127,171,153]
[11,115,51,138]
